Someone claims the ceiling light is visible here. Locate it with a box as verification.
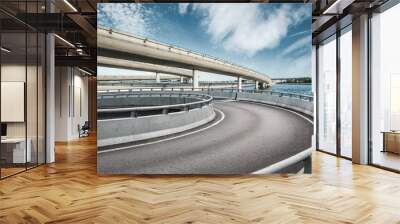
[78,67,92,76]
[63,0,78,12]
[54,34,75,48]
[1,47,11,53]
[322,0,354,15]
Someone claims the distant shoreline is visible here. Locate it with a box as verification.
[274,83,312,85]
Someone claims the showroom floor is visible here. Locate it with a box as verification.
[0,134,399,223]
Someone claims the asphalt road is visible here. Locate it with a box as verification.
[97,101,313,174]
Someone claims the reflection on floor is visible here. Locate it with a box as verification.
[373,150,400,171]
[0,167,25,178]
[0,135,400,223]
[0,162,45,179]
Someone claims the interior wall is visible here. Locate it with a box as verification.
[55,66,89,141]
[72,72,89,138]
[55,66,70,141]
[1,64,27,138]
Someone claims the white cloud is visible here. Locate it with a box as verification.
[98,3,152,37]
[289,30,309,38]
[280,35,311,57]
[189,4,310,56]
[178,3,190,14]
[284,54,311,76]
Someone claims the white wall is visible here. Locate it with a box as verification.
[72,72,89,138]
[1,62,46,164]
[55,67,89,141]
[1,64,28,138]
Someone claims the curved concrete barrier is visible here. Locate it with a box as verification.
[204,90,313,117]
[237,92,313,117]
[98,95,200,109]
[98,104,215,147]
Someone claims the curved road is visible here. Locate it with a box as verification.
[98,101,313,174]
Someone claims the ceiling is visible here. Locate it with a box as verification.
[311,0,390,43]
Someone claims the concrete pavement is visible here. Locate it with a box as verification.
[98,101,313,174]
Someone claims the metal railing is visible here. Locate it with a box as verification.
[98,91,214,117]
[97,81,254,88]
[98,87,314,102]
[242,89,314,102]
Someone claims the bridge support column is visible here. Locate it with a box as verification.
[192,69,199,89]
[180,76,184,83]
[255,80,259,90]
[237,76,242,92]
[155,72,160,83]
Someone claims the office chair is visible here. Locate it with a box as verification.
[79,121,90,138]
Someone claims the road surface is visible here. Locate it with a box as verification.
[98,101,313,174]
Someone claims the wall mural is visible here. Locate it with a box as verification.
[96,3,313,174]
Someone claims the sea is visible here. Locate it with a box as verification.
[269,84,313,96]
[244,83,313,96]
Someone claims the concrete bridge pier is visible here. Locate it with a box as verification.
[180,76,184,83]
[258,82,268,90]
[255,80,259,90]
[237,76,242,92]
[155,72,160,83]
[192,69,199,89]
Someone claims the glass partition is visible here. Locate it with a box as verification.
[37,32,46,165]
[317,35,337,154]
[370,3,400,171]
[1,31,28,177]
[0,2,46,179]
[339,27,352,158]
[27,31,38,169]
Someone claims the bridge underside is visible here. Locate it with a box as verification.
[98,55,194,78]
[97,28,272,87]
[98,48,269,84]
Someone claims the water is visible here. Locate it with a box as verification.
[243,83,312,96]
[269,84,312,96]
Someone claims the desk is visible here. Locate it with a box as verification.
[382,131,400,154]
[1,138,31,163]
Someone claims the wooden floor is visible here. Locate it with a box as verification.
[1,135,400,224]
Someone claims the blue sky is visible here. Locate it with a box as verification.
[98,3,312,80]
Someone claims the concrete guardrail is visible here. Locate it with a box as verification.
[98,92,216,147]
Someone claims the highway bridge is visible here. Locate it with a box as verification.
[97,89,314,174]
[97,28,313,174]
[97,76,256,91]
[98,56,193,79]
[97,27,273,90]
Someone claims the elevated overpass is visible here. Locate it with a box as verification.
[97,56,193,80]
[98,27,273,89]
[98,74,184,81]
